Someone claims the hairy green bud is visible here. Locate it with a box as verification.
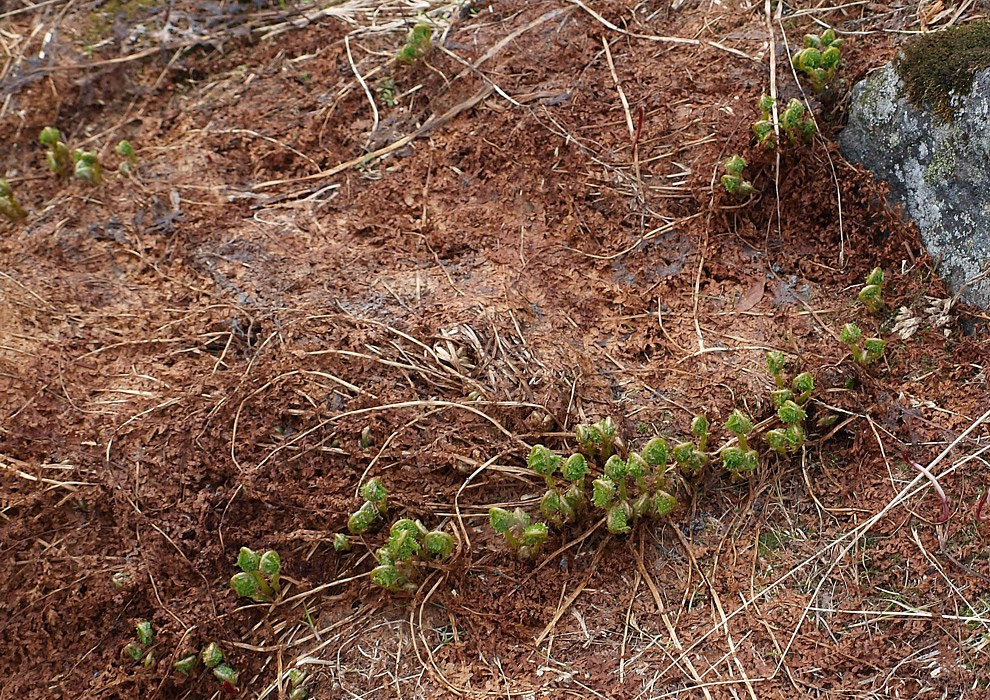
[201,642,224,668]
[606,505,631,535]
[528,444,560,477]
[174,653,197,676]
[766,350,786,378]
[230,571,260,599]
[360,477,387,506]
[488,507,513,534]
[771,389,794,409]
[625,452,648,480]
[135,620,154,646]
[725,409,753,437]
[236,546,260,572]
[520,522,548,547]
[424,530,454,560]
[653,490,677,518]
[840,322,862,345]
[642,437,669,468]
[334,533,351,552]
[213,663,239,687]
[562,453,588,482]
[258,550,280,578]
[777,400,807,425]
[592,478,616,507]
[348,500,381,534]
[603,455,626,482]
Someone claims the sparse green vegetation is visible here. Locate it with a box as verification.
[39,127,71,176]
[721,154,754,197]
[370,519,454,593]
[397,22,432,64]
[348,477,388,534]
[792,27,844,92]
[720,409,758,477]
[489,507,549,561]
[528,445,588,528]
[115,140,137,174]
[840,323,886,366]
[575,416,617,460]
[287,668,310,700]
[0,178,26,221]
[230,547,282,602]
[123,620,155,667]
[752,93,776,149]
[779,98,816,144]
[591,446,677,535]
[858,267,885,313]
[72,150,104,185]
[766,400,807,454]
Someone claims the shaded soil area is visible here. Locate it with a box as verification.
[2,1,990,698]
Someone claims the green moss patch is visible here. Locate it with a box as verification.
[894,21,990,121]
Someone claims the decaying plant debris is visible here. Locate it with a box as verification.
[1,1,989,698]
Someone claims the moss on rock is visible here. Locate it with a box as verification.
[894,21,990,121]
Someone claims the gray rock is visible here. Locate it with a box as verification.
[840,64,990,308]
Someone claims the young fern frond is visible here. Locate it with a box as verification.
[489,507,547,561]
[397,22,433,64]
[792,27,843,92]
[858,267,885,313]
[0,179,26,221]
[72,150,104,185]
[39,127,71,176]
[230,546,281,602]
[721,154,754,198]
[840,323,886,366]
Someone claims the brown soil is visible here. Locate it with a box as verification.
[2,1,989,698]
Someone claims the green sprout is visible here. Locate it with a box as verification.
[529,445,587,528]
[779,99,816,144]
[488,507,548,562]
[39,126,71,175]
[752,94,777,150]
[213,663,239,689]
[766,400,807,455]
[72,150,104,185]
[359,425,374,449]
[201,642,224,669]
[197,643,239,691]
[287,669,309,700]
[333,533,351,552]
[858,267,885,313]
[397,22,432,64]
[230,546,281,602]
[690,414,709,452]
[124,620,155,667]
[377,76,398,107]
[840,323,886,366]
[348,477,388,534]
[115,140,137,174]
[591,451,676,535]
[672,440,708,476]
[721,154,754,198]
[174,653,198,677]
[370,519,453,593]
[110,571,131,589]
[575,417,617,460]
[721,409,759,477]
[0,179,26,221]
[792,372,814,405]
[792,27,843,93]
[766,351,787,388]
